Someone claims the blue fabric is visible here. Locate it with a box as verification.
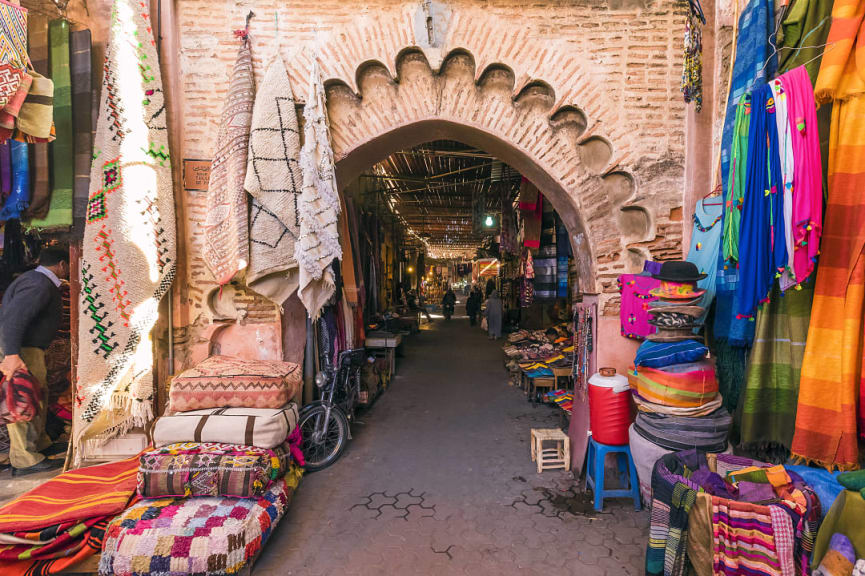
[736,83,787,320]
[785,465,843,519]
[633,339,708,368]
[714,245,756,346]
[686,199,723,322]
[720,0,776,198]
[0,141,29,221]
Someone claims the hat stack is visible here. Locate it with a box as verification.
[626,261,731,501]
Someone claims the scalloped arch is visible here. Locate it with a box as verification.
[324,46,649,296]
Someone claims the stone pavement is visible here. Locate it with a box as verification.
[255,315,648,575]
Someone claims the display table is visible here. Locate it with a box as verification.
[365,332,403,375]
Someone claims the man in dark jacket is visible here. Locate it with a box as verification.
[466,285,482,326]
[0,247,68,475]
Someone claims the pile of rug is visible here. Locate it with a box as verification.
[0,457,139,575]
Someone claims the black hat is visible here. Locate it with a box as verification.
[651,261,707,282]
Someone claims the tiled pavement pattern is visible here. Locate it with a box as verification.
[255,312,648,575]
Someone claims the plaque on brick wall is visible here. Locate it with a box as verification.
[183,159,211,191]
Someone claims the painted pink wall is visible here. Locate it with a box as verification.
[595,316,639,375]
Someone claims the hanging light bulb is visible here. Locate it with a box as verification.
[484,215,494,227]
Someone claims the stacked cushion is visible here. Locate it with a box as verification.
[628,361,718,408]
[634,339,708,368]
[633,408,732,453]
[151,405,299,449]
[169,355,301,412]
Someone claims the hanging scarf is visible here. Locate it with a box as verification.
[203,31,254,286]
[28,19,72,230]
[71,29,93,233]
[244,55,301,304]
[0,140,26,220]
[768,77,796,291]
[74,0,176,452]
[735,83,786,321]
[739,281,813,463]
[781,66,823,286]
[792,0,865,470]
[776,0,835,82]
[682,10,703,111]
[296,61,341,320]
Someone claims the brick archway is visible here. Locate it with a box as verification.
[323,47,659,298]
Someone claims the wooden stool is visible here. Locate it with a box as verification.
[531,376,556,403]
[530,428,571,473]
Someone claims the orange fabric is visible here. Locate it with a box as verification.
[792,0,865,470]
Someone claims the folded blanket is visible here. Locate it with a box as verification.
[628,361,718,408]
[100,465,302,576]
[137,441,293,498]
[634,408,731,453]
[169,355,301,412]
[151,404,299,449]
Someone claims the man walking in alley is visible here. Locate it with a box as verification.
[0,247,69,476]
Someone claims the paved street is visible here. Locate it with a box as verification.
[255,314,648,575]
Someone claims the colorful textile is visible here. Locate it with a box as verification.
[776,0,835,82]
[681,10,702,111]
[71,30,93,232]
[634,408,731,453]
[646,451,700,576]
[99,465,302,576]
[16,72,54,141]
[617,273,660,339]
[137,441,292,498]
[0,69,30,130]
[712,497,783,576]
[29,19,72,230]
[296,61,341,320]
[814,533,856,576]
[0,139,26,219]
[686,198,722,316]
[630,423,674,505]
[633,339,708,368]
[782,66,824,286]
[719,0,775,202]
[0,456,138,533]
[736,83,787,321]
[628,361,718,408]
[520,178,542,249]
[633,392,723,417]
[74,0,176,450]
[152,404,299,449]
[812,491,865,571]
[768,77,796,290]
[0,0,28,68]
[793,0,865,470]
[203,32,253,286]
[0,518,110,576]
[740,282,813,462]
[168,355,301,412]
[245,55,301,303]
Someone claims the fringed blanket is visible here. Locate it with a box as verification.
[203,32,254,286]
[712,498,786,576]
[245,55,301,303]
[647,451,700,576]
[296,61,341,320]
[74,0,176,448]
[740,282,813,463]
[792,0,865,470]
[100,465,302,576]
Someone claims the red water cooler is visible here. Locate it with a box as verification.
[587,370,632,446]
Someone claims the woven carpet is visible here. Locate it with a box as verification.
[296,61,342,320]
[203,33,254,286]
[245,55,301,303]
[28,19,72,230]
[0,0,28,69]
[792,0,865,470]
[74,0,176,451]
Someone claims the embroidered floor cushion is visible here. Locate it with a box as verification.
[100,465,302,576]
[137,441,292,499]
[169,355,301,412]
[151,404,299,449]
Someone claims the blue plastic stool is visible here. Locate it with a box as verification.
[584,437,641,511]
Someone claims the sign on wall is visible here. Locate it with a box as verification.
[183,159,212,191]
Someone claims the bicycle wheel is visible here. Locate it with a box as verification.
[298,404,349,472]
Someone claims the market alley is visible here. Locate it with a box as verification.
[254,317,648,576]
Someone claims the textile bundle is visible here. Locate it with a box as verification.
[74,0,177,448]
[296,61,342,320]
[792,0,865,470]
[628,361,718,409]
[137,441,293,498]
[245,55,302,303]
[100,465,302,576]
[634,408,731,453]
[203,32,254,286]
[151,404,300,449]
[0,457,138,575]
